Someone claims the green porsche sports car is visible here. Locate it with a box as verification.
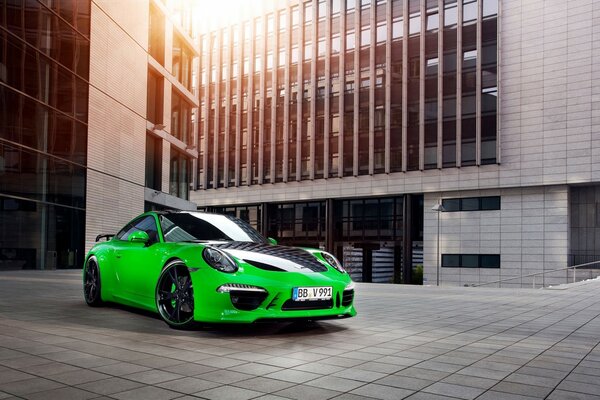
[83,211,356,328]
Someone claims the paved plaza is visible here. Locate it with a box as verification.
[0,271,599,400]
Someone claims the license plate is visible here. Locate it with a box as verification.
[292,286,332,301]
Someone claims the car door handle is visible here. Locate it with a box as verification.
[115,252,122,259]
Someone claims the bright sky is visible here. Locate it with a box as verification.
[193,0,270,32]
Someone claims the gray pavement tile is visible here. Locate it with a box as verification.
[348,361,403,374]
[194,385,264,400]
[331,367,387,382]
[63,355,121,369]
[252,395,291,400]
[130,357,184,369]
[92,361,151,375]
[405,393,461,400]
[375,375,434,391]
[305,375,364,392]
[259,357,307,368]
[75,377,145,395]
[457,366,511,380]
[111,386,181,400]
[0,369,34,385]
[422,382,486,399]
[441,373,499,390]
[318,356,365,368]
[475,391,542,400]
[416,361,465,373]
[557,380,600,396]
[491,381,554,398]
[504,372,563,387]
[515,366,569,379]
[20,361,81,378]
[160,362,216,376]
[195,356,247,369]
[291,362,346,375]
[264,369,322,384]
[233,376,296,393]
[0,376,64,396]
[395,367,451,381]
[197,369,255,384]
[274,384,342,400]
[22,386,98,400]
[229,362,283,376]
[547,389,600,400]
[157,376,222,394]
[46,369,111,385]
[350,383,414,400]
[0,356,53,369]
[123,369,185,385]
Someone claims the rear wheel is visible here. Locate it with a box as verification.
[156,260,195,329]
[83,256,103,306]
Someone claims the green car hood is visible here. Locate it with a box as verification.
[211,242,330,273]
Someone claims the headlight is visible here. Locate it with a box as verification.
[202,247,238,273]
[321,252,346,273]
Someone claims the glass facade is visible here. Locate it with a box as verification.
[206,195,424,284]
[198,0,498,189]
[0,0,90,270]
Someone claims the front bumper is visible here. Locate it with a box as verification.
[189,266,357,323]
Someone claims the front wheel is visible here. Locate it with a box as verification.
[83,256,103,306]
[156,260,195,329]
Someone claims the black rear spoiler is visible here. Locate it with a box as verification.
[95,234,115,242]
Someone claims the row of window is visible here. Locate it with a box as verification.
[199,0,498,189]
[442,254,500,268]
[441,196,500,212]
[144,134,192,201]
[149,2,195,92]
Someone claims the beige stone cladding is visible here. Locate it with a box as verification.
[423,186,569,288]
[85,1,149,252]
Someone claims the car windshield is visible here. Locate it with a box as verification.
[159,212,267,243]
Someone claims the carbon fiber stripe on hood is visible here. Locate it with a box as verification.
[212,242,328,273]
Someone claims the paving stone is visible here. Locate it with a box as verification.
[22,386,98,400]
[305,375,364,392]
[422,382,486,399]
[75,377,145,395]
[156,377,221,394]
[233,376,295,393]
[274,384,342,400]
[350,383,414,400]
[194,385,263,400]
[111,386,181,400]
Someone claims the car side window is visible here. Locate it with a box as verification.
[116,216,160,244]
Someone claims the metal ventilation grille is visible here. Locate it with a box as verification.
[214,242,328,272]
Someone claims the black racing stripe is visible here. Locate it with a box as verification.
[213,242,328,272]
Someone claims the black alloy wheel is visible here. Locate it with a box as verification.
[84,256,103,306]
[156,260,195,329]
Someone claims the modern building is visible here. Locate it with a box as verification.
[0,0,198,270]
[191,0,600,287]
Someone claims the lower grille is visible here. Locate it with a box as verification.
[342,289,354,306]
[229,290,268,311]
[281,299,333,311]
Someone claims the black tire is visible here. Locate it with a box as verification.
[156,260,196,329]
[83,256,103,306]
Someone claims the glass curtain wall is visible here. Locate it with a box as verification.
[0,0,90,269]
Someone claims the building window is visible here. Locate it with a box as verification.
[171,90,192,144]
[149,3,165,65]
[442,254,501,268]
[170,149,190,200]
[145,134,162,190]
[172,34,194,91]
[442,196,501,212]
[147,69,163,124]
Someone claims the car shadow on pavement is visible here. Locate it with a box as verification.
[66,300,349,337]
